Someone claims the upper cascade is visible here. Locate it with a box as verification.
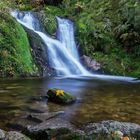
[11,11,91,76]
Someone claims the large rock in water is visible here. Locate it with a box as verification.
[46,88,76,104]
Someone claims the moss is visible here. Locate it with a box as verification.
[47,128,84,140]
[41,6,64,35]
[47,88,76,104]
[0,11,38,77]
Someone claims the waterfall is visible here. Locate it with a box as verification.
[11,11,91,76]
[11,11,138,82]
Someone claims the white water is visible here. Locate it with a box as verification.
[11,11,91,76]
[11,11,138,82]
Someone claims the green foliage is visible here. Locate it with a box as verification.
[58,0,140,77]
[43,6,64,34]
[0,12,38,77]
[1,0,140,77]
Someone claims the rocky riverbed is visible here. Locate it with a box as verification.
[1,109,140,140]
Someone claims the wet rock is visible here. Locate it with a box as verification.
[45,128,87,140]
[81,55,101,71]
[25,118,86,140]
[6,131,31,140]
[26,107,45,113]
[27,117,74,132]
[46,88,76,104]
[26,111,65,123]
[24,26,56,77]
[28,96,47,103]
[0,129,5,139]
[84,120,140,136]
[6,123,26,131]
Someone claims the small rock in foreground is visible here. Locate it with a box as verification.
[46,88,76,104]
[0,129,31,140]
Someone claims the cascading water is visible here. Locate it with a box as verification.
[11,11,138,81]
[11,11,91,76]
[56,17,79,59]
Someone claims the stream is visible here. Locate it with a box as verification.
[0,77,140,130]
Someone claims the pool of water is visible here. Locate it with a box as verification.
[0,77,140,129]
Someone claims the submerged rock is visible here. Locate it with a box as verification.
[27,111,65,123]
[46,88,76,104]
[25,117,86,140]
[27,117,74,132]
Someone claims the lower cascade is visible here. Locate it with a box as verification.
[11,11,137,81]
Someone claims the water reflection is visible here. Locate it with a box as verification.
[0,78,140,129]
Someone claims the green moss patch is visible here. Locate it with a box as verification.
[47,88,76,104]
[0,12,38,77]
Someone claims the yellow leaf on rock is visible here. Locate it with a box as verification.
[55,90,64,96]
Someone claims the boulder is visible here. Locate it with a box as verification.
[46,88,76,104]
[81,55,101,71]
[0,129,5,139]
[25,117,86,140]
[83,120,140,137]
[6,131,31,140]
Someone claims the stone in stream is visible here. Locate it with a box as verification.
[26,111,65,123]
[25,117,86,140]
[6,131,31,140]
[46,88,76,104]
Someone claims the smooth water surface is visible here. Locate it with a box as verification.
[0,78,140,130]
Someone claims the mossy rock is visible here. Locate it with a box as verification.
[46,88,76,104]
[47,128,85,140]
[0,11,38,77]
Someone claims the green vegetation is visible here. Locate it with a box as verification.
[0,9,38,77]
[0,0,140,77]
[41,0,140,77]
[47,88,76,104]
